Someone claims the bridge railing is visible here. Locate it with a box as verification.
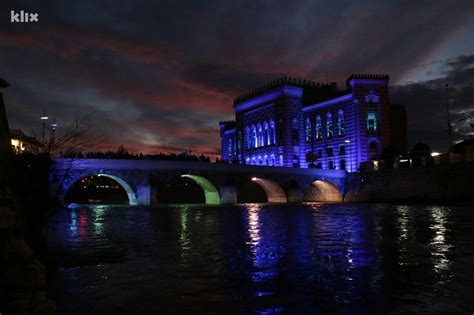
[52,158,347,178]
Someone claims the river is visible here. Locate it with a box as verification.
[47,203,474,314]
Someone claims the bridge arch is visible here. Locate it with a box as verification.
[249,177,287,203]
[304,179,343,202]
[64,173,138,205]
[180,174,220,205]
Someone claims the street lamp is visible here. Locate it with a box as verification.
[50,118,58,156]
[40,107,48,146]
[345,139,351,172]
[50,118,58,130]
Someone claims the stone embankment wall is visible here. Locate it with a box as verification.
[345,163,474,202]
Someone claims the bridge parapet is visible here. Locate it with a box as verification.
[51,158,348,205]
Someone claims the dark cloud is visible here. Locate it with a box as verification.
[181,63,279,95]
[390,54,474,151]
[1,0,473,157]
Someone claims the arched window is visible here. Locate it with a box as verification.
[292,117,299,145]
[270,154,275,166]
[252,125,258,148]
[269,120,276,145]
[305,117,312,143]
[264,154,268,165]
[228,138,233,156]
[337,109,345,137]
[257,123,262,147]
[316,115,322,140]
[326,112,333,139]
[279,154,283,166]
[367,113,377,134]
[246,127,251,149]
[263,122,269,146]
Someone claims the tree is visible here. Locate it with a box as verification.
[37,112,103,158]
[45,112,103,202]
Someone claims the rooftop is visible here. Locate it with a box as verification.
[10,128,42,146]
[233,73,389,106]
[233,76,341,105]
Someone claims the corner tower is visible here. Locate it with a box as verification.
[346,74,390,164]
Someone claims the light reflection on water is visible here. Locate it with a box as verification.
[48,203,474,314]
[429,206,452,274]
[179,206,191,260]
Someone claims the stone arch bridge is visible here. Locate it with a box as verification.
[51,159,348,205]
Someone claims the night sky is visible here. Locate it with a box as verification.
[1,1,473,157]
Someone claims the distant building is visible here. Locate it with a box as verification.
[409,140,432,167]
[10,128,42,154]
[431,139,474,165]
[220,74,404,172]
[389,104,408,156]
[453,138,474,162]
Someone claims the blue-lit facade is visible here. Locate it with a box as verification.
[220,74,391,172]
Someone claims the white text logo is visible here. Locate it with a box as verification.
[10,10,39,23]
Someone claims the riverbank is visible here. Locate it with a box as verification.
[345,162,474,203]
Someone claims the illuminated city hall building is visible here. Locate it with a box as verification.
[220,74,400,172]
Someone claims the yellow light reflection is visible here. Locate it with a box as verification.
[247,204,262,247]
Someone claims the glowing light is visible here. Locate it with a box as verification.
[69,174,137,205]
[309,180,343,202]
[247,204,261,245]
[179,206,191,260]
[303,93,352,112]
[431,152,441,157]
[40,116,48,120]
[69,210,78,237]
[250,177,287,203]
[345,140,351,143]
[92,205,106,236]
[234,87,303,113]
[429,206,452,274]
[181,174,220,204]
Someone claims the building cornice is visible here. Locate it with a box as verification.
[303,93,353,112]
[348,79,389,87]
[234,86,303,113]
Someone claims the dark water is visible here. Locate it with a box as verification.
[47,203,474,314]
